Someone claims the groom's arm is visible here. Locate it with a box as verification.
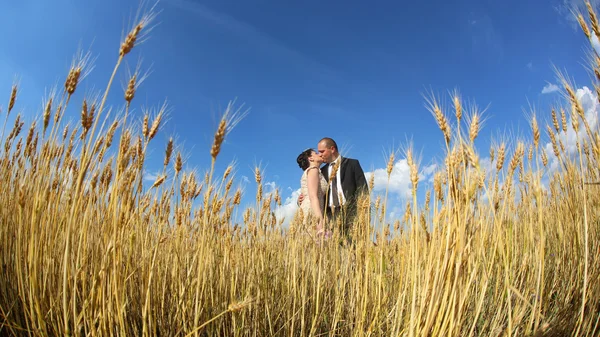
[353,160,368,192]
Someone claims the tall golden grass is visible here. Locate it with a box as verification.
[1,2,600,336]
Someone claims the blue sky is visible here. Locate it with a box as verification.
[1,0,598,223]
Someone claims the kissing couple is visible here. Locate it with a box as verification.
[296,137,369,239]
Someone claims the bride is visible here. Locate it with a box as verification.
[296,148,329,235]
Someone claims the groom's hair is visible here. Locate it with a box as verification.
[296,148,315,171]
[319,137,338,151]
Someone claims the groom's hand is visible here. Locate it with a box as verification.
[297,193,304,206]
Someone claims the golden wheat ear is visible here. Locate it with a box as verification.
[424,91,451,146]
[8,84,17,115]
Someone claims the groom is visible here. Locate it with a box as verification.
[299,137,369,236]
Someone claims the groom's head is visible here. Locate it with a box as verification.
[317,137,338,164]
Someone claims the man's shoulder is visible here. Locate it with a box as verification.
[342,157,360,165]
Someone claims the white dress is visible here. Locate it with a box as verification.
[299,166,328,221]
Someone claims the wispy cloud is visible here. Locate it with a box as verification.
[143,170,161,182]
[164,0,369,119]
[166,0,342,87]
[554,1,600,53]
[467,12,504,62]
[555,0,600,28]
[541,83,560,94]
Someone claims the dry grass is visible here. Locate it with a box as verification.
[1,2,600,337]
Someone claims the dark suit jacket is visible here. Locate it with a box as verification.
[320,156,368,212]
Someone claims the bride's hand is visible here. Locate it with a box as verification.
[315,220,323,233]
[316,219,326,236]
[297,193,304,206]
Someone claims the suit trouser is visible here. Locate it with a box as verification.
[325,203,357,239]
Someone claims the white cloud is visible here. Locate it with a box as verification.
[364,159,437,199]
[274,187,300,227]
[543,86,599,171]
[541,83,559,94]
[273,157,438,227]
[479,156,494,176]
[387,203,404,222]
[421,163,438,178]
[271,86,598,230]
[527,62,533,70]
[592,35,600,55]
[272,158,438,229]
[143,170,160,182]
[264,181,277,192]
[262,181,280,200]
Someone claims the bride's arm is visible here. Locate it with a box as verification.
[307,168,323,221]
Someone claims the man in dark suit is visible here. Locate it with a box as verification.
[299,137,369,237]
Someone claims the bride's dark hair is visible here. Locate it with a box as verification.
[296,148,315,171]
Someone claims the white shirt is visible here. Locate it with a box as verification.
[328,155,346,206]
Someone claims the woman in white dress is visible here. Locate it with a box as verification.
[296,148,328,234]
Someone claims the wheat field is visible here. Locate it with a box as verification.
[1,2,600,337]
